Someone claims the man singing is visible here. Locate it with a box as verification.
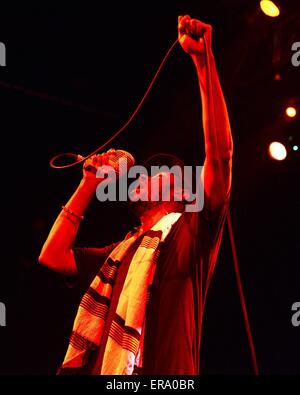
[39,15,233,375]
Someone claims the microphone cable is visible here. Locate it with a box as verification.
[50,39,179,169]
[203,33,259,375]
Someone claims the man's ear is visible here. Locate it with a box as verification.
[173,187,191,202]
[182,188,192,202]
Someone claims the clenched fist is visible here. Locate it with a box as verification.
[81,149,117,184]
[178,15,212,55]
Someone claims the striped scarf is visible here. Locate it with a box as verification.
[60,212,181,375]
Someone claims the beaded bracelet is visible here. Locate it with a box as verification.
[61,205,84,221]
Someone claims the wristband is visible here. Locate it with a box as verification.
[61,205,84,221]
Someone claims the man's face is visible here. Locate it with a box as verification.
[128,171,183,217]
[129,171,175,202]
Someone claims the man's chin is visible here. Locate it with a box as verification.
[128,200,161,217]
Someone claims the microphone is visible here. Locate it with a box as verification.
[83,149,135,178]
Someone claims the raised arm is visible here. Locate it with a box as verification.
[178,15,233,215]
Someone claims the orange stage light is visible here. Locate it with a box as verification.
[285,106,297,118]
[260,1,280,17]
[269,142,287,160]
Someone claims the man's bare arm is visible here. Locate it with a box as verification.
[178,16,233,215]
[38,152,112,276]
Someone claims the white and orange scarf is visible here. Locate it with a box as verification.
[60,212,181,375]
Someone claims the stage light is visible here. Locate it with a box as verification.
[293,145,299,152]
[285,106,297,118]
[273,72,281,81]
[269,142,287,160]
[260,1,280,17]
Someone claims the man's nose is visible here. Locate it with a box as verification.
[139,174,148,183]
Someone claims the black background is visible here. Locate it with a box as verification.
[0,1,299,374]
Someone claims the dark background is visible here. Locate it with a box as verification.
[0,0,299,374]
